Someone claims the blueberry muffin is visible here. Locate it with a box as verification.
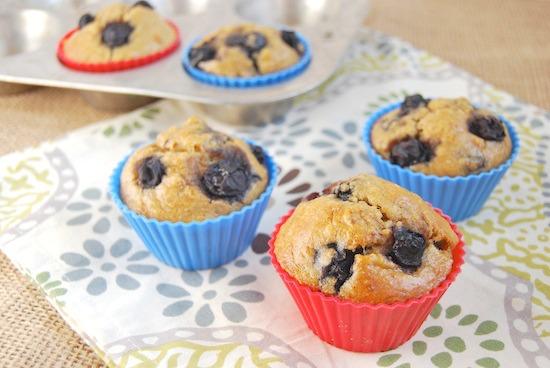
[188,23,305,77]
[274,174,459,304]
[63,1,177,63]
[120,116,268,222]
[371,95,513,176]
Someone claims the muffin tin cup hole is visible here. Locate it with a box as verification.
[0,9,61,57]
[142,0,213,16]
[235,0,337,26]
[72,0,213,18]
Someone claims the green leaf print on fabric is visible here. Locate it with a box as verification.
[35,271,68,307]
[431,352,452,368]
[376,304,504,367]
[480,340,505,351]
[459,314,478,326]
[363,90,410,117]
[476,357,500,368]
[412,341,427,356]
[445,305,461,319]
[0,156,53,234]
[377,354,402,367]
[117,340,282,368]
[444,337,466,353]
[430,304,442,319]
[423,326,443,338]
[475,321,498,336]
[102,121,143,138]
[140,107,160,120]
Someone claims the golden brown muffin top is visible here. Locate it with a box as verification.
[274,174,458,304]
[120,116,268,222]
[188,23,304,77]
[371,95,512,177]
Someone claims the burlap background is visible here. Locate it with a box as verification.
[1,1,548,366]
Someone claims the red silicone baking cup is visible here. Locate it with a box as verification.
[269,207,465,353]
[57,22,180,72]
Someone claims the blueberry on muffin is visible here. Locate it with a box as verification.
[371,95,512,176]
[188,23,305,77]
[120,116,268,222]
[64,2,177,63]
[274,174,459,304]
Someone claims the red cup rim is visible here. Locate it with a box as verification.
[57,21,180,72]
[268,206,465,311]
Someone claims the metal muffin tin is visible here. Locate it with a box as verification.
[0,0,369,115]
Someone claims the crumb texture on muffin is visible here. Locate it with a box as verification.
[120,116,268,222]
[371,95,513,176]
[274,174,458,304]
[189,23,304,77]
[64,2,176,63]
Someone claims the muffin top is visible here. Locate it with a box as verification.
[64,1,176,63]
[274,174,458,304]
[188,23,304,77]
[371,95,513,177]
[120,116,268,222]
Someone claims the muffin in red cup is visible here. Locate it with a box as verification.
[269,174,464,352]
[57,1,180,72]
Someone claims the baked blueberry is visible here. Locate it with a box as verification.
[335,187,352,201]
[225,34,247,48]
[248,143,265,165]
[202,152,252,201]
[102,22,134,48]
[226,32,267,55]
[468,114,506,142]
[321,244,361,293]
[247,32,267,53]
[399,94,430,117]
[388,227,426,271]
[78,13,95,29]
[189,44,216,68]
[390,138,432,167]
[281,30,302,54]
[133,1,153,8]
[137,156,165,189]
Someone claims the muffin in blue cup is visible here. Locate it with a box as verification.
[363,95,519,221]
[110,116,277,270]
[182,23,311,88]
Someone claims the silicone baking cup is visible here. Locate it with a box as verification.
[363,102,520,221]
[269,208,465,353]
[57,22,180,72]
[182,31,311,88]
[109,143,277,270]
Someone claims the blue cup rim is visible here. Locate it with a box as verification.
[182,29,311,88]
[109,139,277,227]
[362,101,521,182]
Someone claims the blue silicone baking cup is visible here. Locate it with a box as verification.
[182,31,311,88]
[363,102,520,222]
[109,143,277,270]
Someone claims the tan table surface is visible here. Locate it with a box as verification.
[1,1,549,366]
